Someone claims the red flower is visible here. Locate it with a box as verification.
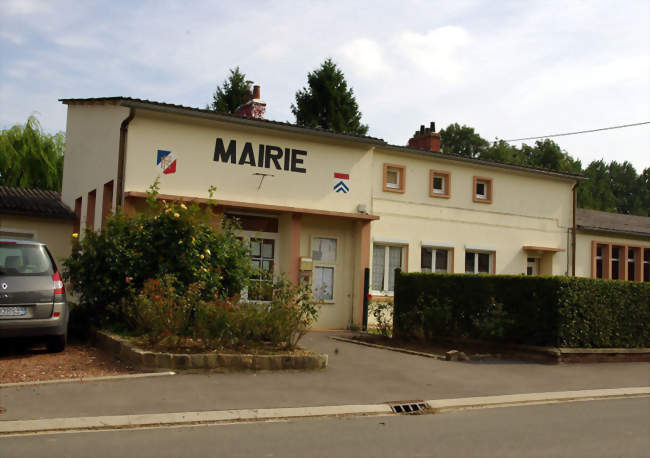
[366,293,373,300]
[125,276,133,284]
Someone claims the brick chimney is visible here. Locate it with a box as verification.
[233,83,266,119]
[408,121,441,152]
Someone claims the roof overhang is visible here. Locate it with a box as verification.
[523,245,565,253]
[577,225,650,239]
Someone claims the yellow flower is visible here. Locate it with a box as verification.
[200,254,204,259]
[173,212,180,218]
[178,240,183,245]
[180,203,188,210]
[72,233,79,238]
[165,208,171,214]
[205,248,211,256]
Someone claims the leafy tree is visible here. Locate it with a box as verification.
[208,67,251,114]
[439,123,489,158]
[607,161,646,215]
[519,139,582,173]
[578,160,617,212]
[291,58,368,135]
[481,139,524,164]
[0,115,64,191]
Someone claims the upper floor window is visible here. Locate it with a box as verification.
[383,163,405,193]
[429,170,451,198]
[473,176,493,203]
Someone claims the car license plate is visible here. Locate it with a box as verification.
[0,306,27,316]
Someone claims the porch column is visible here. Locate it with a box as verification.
[289,213,302,283]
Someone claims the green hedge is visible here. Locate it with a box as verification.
[393,271,650,348]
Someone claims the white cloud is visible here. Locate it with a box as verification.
[338,38,390,78]
[394,26,471,84]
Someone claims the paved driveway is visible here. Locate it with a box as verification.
[1,331,648,421]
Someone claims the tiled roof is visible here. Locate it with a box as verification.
[576,208,650,237]
[59,96,584,181]
[0,186,76,220]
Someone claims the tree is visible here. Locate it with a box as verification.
[208,67,251,114]
[439,123,489,158]
[578,160,616,212]
[519,139,582,174]
[0,115,64,191]
[291,58,368,135]
[607,161,646,215]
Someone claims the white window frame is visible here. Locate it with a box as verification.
[372,243,407,296]
[385,167,401,189]
[432,175,445,194]
[311,236,338,303]
[475,181,488,200]
[421,246,451,273]
[239,230,280,302]
[465,250,494,274]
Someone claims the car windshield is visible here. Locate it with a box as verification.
[0,243,54,277]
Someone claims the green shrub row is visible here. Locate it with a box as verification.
[393,271,650,348]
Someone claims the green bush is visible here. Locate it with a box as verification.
[194,275,320,350]
[63,181,253,328]
[394,271,650,348]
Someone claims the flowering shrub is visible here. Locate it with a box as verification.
[369,301,393,338]
[63,180,253,327]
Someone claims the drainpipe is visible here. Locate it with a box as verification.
[116,108,135,209]
[571,181,578,276]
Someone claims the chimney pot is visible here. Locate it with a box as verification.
[430,121,435,132]
[253,85,261,100]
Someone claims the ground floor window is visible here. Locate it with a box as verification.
[312,237,337,301]
[592,242,649,282]
[249,238,274,300]
[465,251,493,274]
[421,247,450,273]
[644,248,650,282]
[372,244,404,293]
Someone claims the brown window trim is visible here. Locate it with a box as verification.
[383,163,406,193]
[472,176,493,204]
[591,241,649,282]
[73,197,82,234]
[429,170,451,198]
[86,189,96,231]
[102,180,114,229]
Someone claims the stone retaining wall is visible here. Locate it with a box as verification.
[94,331,328,371]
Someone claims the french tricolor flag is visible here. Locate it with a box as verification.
[156,150,177,175]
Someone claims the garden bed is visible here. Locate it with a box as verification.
[95,331,328,372]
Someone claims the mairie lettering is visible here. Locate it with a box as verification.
[213,138,307,174]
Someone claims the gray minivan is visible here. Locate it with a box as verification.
[0,239,69,352]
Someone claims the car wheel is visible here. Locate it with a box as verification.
[47,334,66,353]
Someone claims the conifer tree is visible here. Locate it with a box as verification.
[291,58,368,136]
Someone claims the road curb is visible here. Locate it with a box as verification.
[1,387,647,436]
[0,371,176,389]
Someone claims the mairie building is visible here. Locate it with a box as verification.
[59,90,650,329]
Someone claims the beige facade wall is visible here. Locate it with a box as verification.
[369,148,575,286]
[575,230,650,278]
[123,111,375,214]
[0,214,73,266]
[62,103,131,231]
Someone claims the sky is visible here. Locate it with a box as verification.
[1,0,649,171]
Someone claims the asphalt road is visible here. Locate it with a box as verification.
[2,332,649,421]
[2,397,648,457]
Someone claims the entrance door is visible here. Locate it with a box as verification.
[526,257,539,276]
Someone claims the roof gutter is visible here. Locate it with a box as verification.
[116,108,135,208]
[118,100,385,147]
[572,182,578,276]
[576,225,650,238]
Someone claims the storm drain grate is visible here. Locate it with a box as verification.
[388,401,430,415]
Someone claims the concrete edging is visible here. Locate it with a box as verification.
[333,335,650,363]
[94,331,327,372]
